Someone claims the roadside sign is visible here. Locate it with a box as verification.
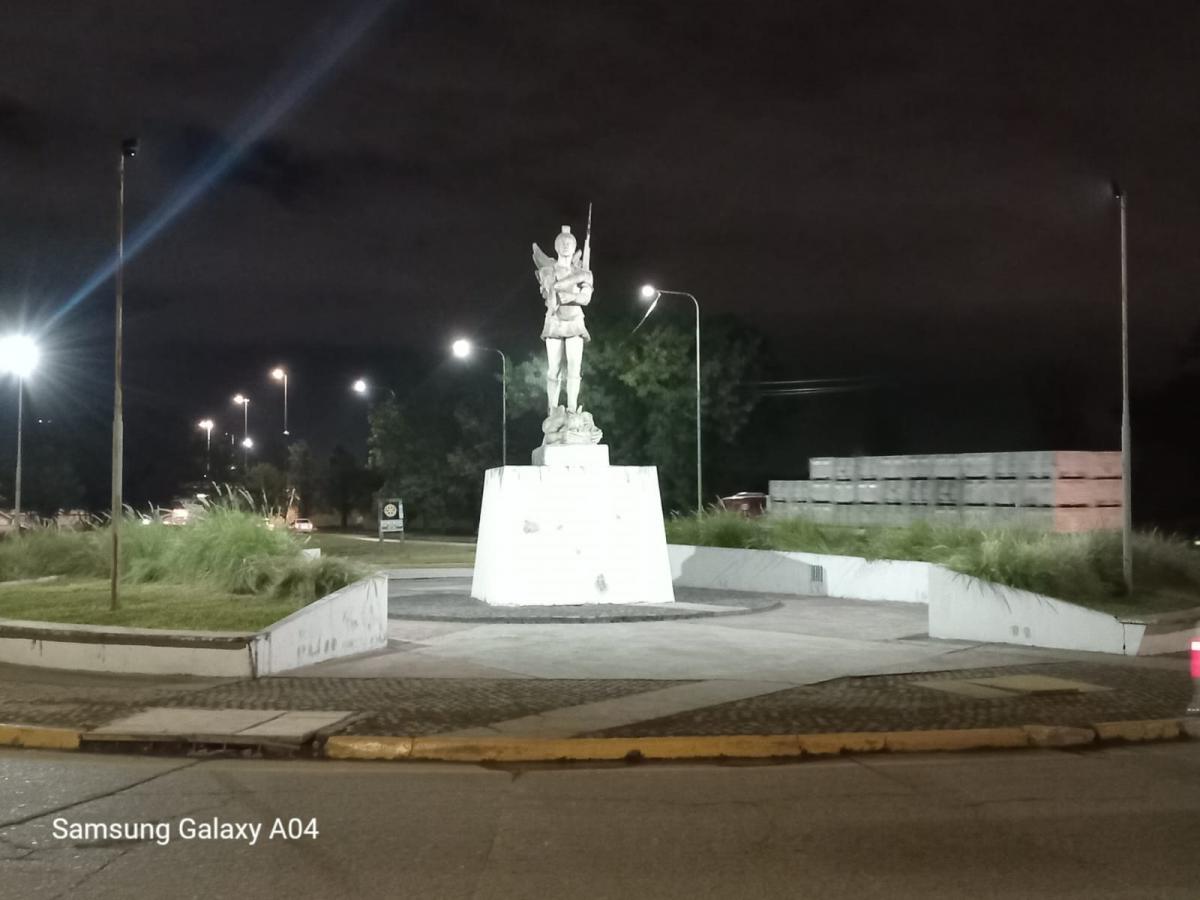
[379,498,404,541]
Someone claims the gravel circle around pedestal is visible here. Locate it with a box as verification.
[387,581,781,623]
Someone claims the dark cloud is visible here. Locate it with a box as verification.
[0,94,45,150]
[0,0,1197,516]
[161,125,328,204]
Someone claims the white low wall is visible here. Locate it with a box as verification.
[253,574,389,675]
[926,567,1147,655]
[668,545,930,603]
[0,621,254,677]
[779,551,931,604]
[0,574,389,677]
[668,543,1174,656]
[669,545,824,596]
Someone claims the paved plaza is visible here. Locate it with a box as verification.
[0,571,1193,748]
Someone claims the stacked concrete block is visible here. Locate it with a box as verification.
[768,450,1122,533]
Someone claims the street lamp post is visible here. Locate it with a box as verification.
[0,335,39,532]
[111,136,138,612]
[1113,182,1133,594]
[197,419,214,478]
[638,285,702,514]
[233,394,251,469]
[451,339,507,466]
[271,367,289,435]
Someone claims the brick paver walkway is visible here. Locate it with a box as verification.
[589,662,1194,737]
[1,660,1193,739]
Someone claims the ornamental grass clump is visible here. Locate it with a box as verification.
[0,490,362,605]
[0,527,107,582]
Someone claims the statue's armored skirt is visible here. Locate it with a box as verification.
[541,305,591,341]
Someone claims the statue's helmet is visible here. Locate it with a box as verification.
[554,226,576,257]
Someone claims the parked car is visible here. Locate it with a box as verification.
[161,507,191,527]
[290,519,315,533]
[719,492,768,517]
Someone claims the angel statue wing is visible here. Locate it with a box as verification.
[531,243,554,272]
[532,243,556,310]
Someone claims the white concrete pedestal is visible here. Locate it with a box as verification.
[470,448,675,607]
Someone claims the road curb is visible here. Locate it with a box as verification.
[323,719,1195,763]
[0,718,1193,761]
[1093,719,1183,743]
[0,722,81,751]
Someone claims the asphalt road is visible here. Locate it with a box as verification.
[2,744,1199,899]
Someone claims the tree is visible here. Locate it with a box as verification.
[368,375,497,533]
[323,445,380,529]
[286,441,319,516]
[244,462,287,511]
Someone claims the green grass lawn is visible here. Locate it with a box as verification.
[306,533,475,569]
[0,578,303,631]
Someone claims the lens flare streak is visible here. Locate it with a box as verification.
[49,0,398,325]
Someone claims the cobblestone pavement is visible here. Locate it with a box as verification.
[0,664,229,730]
[2,657,1195,740]
[0,664,689,735]
[590,662,1196,737]
[148,677,691,735]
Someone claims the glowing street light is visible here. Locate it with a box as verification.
[352,378,368,395]
[451,338,507,466]
[0,334,40,530]
[636,284,702,514]
[232,394,251,469]
[197,418,214,477]
[270,366,290,435]
[0,335,40,378]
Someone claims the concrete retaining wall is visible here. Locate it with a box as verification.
[778,551,931,604]
[925,567,1147,655]
[253,574,389,675]
[0,574,390,677]
[668,545,930,604]
[669,545,825,597]
[0,620,254,677]
[668,543,1179,656]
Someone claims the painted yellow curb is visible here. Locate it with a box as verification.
[796,732,887,755]
[1021,724,1097,748]
[882,727,1030,753]
[408,734,803,762]
[0,722,81,751]
[321,724,1108,763]
[1093,719,1183,743]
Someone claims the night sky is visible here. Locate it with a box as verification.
[1,1,1198,523]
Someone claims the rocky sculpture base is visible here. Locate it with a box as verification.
[541,406,603,445]
[470,446,675,607]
